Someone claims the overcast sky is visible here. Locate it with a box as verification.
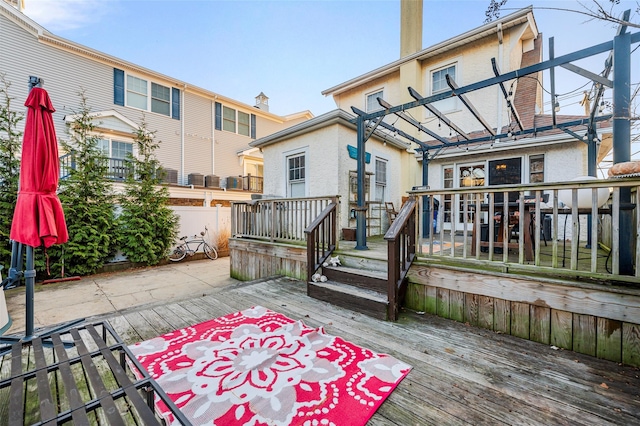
[21,0,640,118]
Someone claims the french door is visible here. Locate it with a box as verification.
[442,163,485,231]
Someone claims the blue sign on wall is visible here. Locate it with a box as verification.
[347,145,371,164]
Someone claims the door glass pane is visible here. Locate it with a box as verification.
[458,164,485,224]
[443,167,453,224]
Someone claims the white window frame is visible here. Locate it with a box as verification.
[284,149,307,198]
[238,111,250,136]
[428,61,460,113]
[97,136,135,160]
[223,106,236,132]
[221,106,253,136]
[365,89,384,113]
[125,73,173,117]
[374,157,387,202]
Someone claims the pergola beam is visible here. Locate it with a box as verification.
[560,63,613,88]
[491,58,524,131]
[356,33,640,123]
[351,106,431,148]
[364,115,384,142]
[445,74,496,136]
[408,87,470,139]
[377,97,453,146]
[420,114,611,151]
[561,127,587,143]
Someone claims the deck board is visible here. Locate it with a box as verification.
[90,277,640,426]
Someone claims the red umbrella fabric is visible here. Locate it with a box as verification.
[10,87,68,248]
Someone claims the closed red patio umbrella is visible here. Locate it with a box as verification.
[10,86,68,247]
[0,84,72,347]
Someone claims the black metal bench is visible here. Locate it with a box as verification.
[0,321,190,425]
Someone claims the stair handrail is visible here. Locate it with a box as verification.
[384,197,417,320]
[304,202,337,282]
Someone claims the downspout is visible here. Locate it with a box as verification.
[181,84,186,185]
[496,22,504,138]
[212,96,216,175]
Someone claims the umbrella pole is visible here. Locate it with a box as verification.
[24,245,35,340]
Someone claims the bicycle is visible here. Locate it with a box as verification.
[168,226,218,262]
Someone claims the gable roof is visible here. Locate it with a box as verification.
[250,109,410,151]
[63,109,139,137]
[322,7,537,97]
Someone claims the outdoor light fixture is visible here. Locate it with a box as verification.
[554,95,560,112]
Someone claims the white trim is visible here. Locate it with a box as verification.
[428,60,461,114]
[365,88,385,113]
[63,109,138,130]
[124,72,172,117]
[283,147,308,198]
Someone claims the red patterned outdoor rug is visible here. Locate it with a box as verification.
[130,306,411,425]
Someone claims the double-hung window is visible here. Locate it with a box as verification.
[287,153,306,197]
[223,106,236,132]
[238,111,250,136]
[214,102,257,138]
[430,64,457,112]
[366,90,384,112]
[151,83,171,116]
[126,75,148,110]
[114,68,180,119]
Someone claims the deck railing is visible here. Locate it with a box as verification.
[231,196,340,244]
[411,178,640,283]
[384,197,417,320]
[304,202,337,282]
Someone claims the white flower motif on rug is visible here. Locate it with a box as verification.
[130,306,411,426]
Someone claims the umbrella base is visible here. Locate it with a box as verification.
[0,242,84,356]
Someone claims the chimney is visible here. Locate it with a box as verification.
[400,0,423,58]
[255,92,269,112]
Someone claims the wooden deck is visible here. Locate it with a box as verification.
[96,276,640,425]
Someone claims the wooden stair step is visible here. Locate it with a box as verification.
[323,266,386,293]
[307,280,388,320]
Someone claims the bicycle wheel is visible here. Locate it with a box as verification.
[169,245,187,262]
[203,243,218,260]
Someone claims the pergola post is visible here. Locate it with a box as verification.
[355,115,368,250]
[613,31,633,275]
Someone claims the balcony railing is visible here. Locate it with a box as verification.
[411,178,640,284]
[60,154,133,181]
[231,196,340,244]
[243,175,264,193]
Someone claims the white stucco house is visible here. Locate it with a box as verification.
[250,109,410,235]
[251,4,612,237]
